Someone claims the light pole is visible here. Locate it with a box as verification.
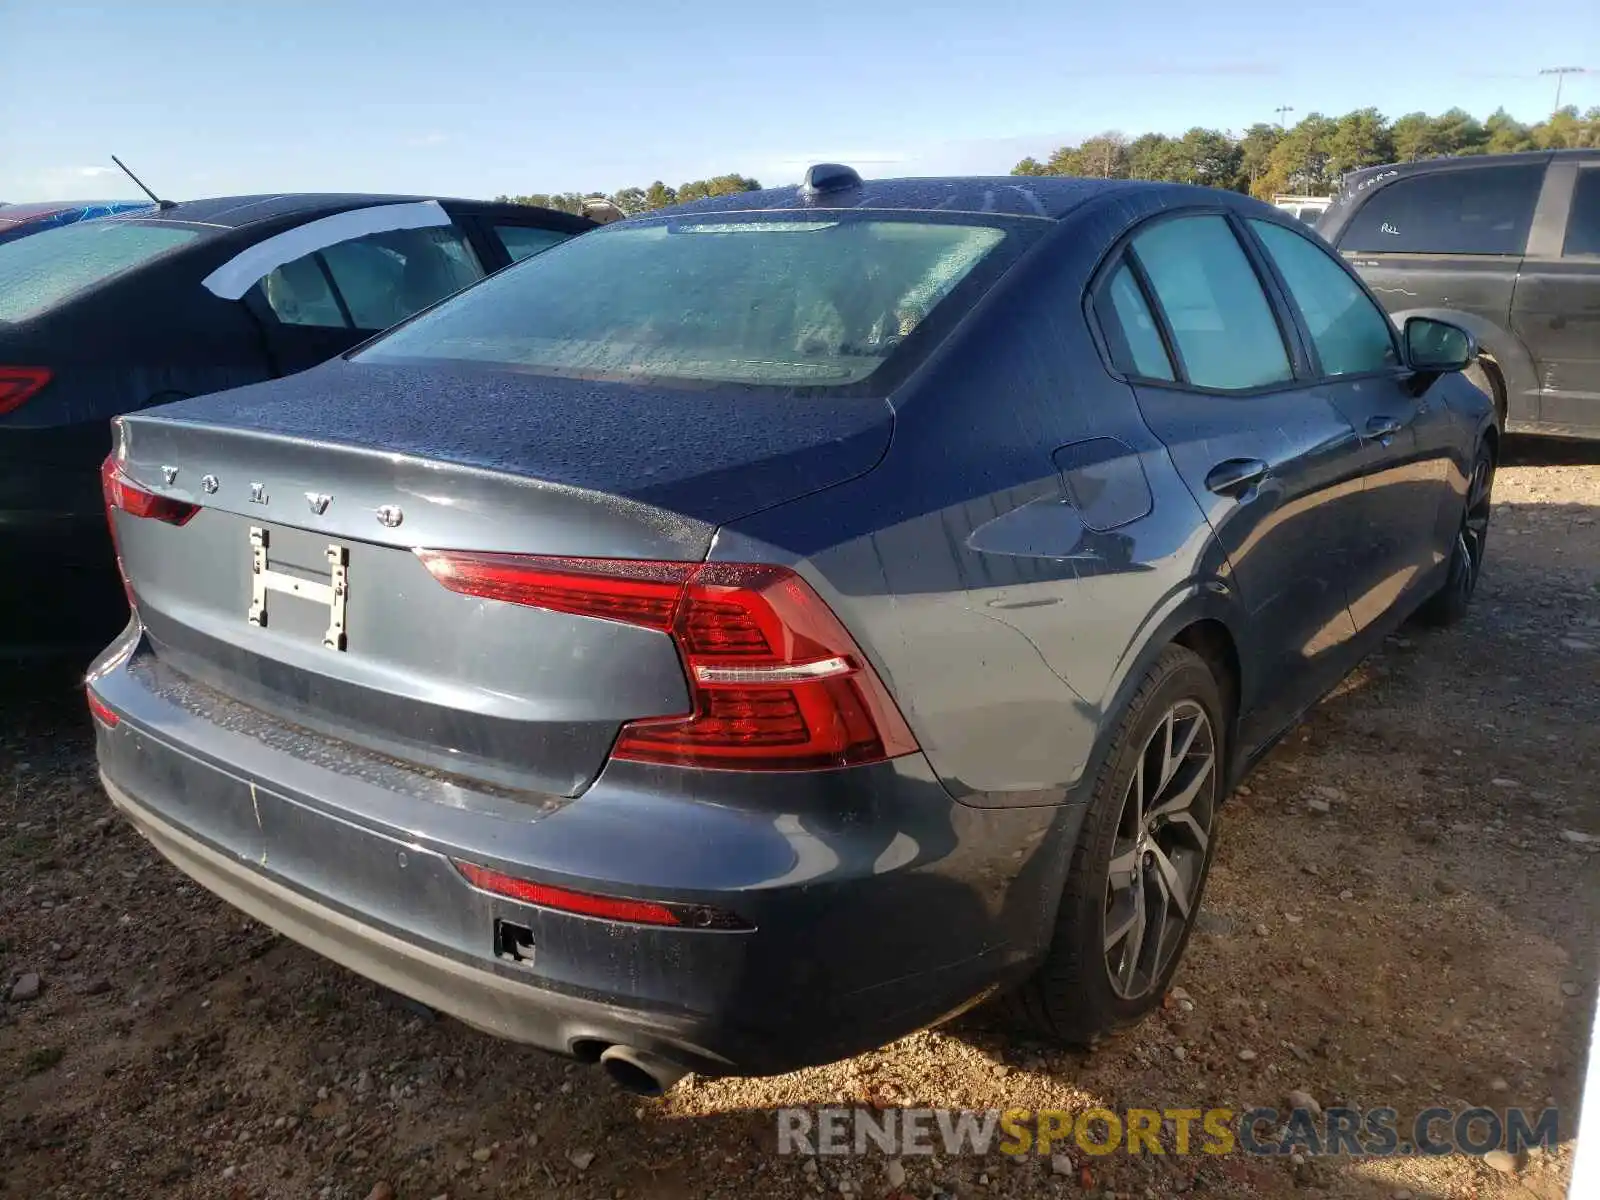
[1271,107,1299,194]
[1539,67,1587,113]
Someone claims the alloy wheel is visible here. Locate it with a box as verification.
[1103,700,1217,1000]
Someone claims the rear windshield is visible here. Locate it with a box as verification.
[0,221,199,322]
[356,214,1024,390]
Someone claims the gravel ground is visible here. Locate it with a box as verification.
[2,437,1596,1200]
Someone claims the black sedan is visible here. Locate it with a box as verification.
[0,193,592,657]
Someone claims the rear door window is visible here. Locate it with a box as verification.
[494,225,572,263]
[261,255,346,327]
[1250,220,1398,376]
[1130,215,1293,390]
[0,221,198,322]
[1562,168,1600,257]
[1339,164,1544,255]
[260,225,485,331]
[1095,261,1175,381]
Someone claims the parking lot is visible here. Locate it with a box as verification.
[2,436,1596,1200]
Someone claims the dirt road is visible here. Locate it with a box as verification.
[3,438,1596,1200]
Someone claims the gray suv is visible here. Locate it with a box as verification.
[1317,149,1600,439]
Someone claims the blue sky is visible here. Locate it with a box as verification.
[1,0,1595,202]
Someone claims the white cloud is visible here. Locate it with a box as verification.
[405,132,449,148]
[0,164,125,200]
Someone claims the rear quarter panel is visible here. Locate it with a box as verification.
[717,193,1245,809]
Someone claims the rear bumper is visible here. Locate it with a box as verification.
[90,630,1084,1075]
[105,774,726,1062]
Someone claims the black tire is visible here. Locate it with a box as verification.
[1006,644,1224,1045]
[1418,440,1494,627]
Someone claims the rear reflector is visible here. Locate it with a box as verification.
[416,552,919,772]
[86,688,119,728]
[0,367,51,417]
[451,860,749,929]
[100,454,199,526]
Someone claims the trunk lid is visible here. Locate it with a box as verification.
[112,359,892,797]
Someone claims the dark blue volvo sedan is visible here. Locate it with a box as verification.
[87,166,1494,1094]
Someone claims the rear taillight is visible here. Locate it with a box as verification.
[416,552,687,629]
[416,551,919,771]
[0,367,51,417]
[100,454,199,526]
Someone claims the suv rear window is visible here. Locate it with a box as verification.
[0,221,198,322]
[357,215,1019,389]
[1563,168,1600,257]
[1339,164,1544,256]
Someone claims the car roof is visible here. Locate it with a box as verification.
[103,193,596,236]
[0,199,151,226]
[658,175,1137,221]
[104,192,494,231]
[1340,147,1600,190]
[1,201,95,221]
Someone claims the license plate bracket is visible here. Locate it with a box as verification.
[247,526,349,651]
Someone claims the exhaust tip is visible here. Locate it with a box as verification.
[598,1044,687,1097]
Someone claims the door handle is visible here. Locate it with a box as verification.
[1205,458,1269,498]
[1365,415,1403,439]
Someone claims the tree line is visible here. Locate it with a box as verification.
[1012,105,1600,198]
[499,105,1600,215]
[497,173,762,216]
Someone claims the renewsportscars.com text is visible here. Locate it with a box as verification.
[776,1105,1560,1158]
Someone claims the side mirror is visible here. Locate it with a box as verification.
[1403,316,1477,373]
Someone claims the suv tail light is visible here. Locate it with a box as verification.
[416,551,918,771]
[0,367,52,417]
[100,454,199,526]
